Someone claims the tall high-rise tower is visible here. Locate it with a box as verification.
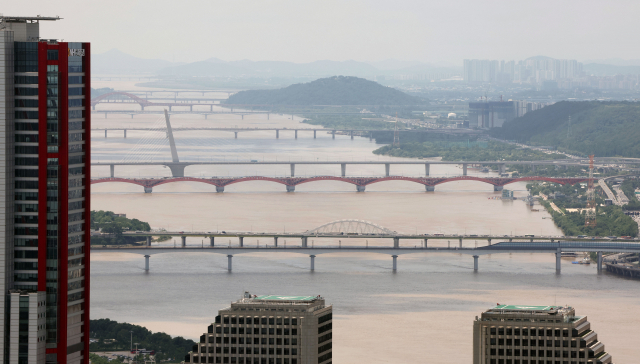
[585,155,596,227]
[0,16,91,364]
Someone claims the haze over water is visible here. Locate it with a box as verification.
[89,81,639,363]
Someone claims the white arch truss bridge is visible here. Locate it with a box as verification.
[305,219,396,235]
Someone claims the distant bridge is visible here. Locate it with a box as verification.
[91,92,219,111]
[92,220,638,273]
[90,175,588,193]
[92,235,640,274]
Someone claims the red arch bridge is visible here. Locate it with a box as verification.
[90,175,588,193]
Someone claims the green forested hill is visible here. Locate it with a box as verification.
[490,101,640,157]
[90,319,195,362]
[225,76,426,105]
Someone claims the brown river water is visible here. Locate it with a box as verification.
[89,81,639,363]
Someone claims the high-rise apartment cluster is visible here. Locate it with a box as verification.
[464,58,583,84]
[468,100,550,129]
[0,16,90,364]
[473,305,614,364]
[186,293,332,364]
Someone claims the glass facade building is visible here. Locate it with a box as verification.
[0,16,90,364]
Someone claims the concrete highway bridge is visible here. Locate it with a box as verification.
[91,157,596,178]
[92,218,640,273]
[90,175,588,193]
[91,92,224,111]
[108,89,236,96]
[92,127,479,138]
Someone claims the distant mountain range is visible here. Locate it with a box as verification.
[91,49,460,77]
[225,76,427,106]
[92,49,183,75]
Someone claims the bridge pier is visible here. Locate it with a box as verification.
[462,163,468,176]
[301,237,308,248]
[124,129,127,138]
[487,238,491,246]
[556,249,562,273]
[295,130,298,139]
[105,112,107,118]
[210,105,213,112]
[239,236,244,247]
[459,238,462,248]
[310,255,315,271]
[392,255,398,272]
[531,164,536,172]
[227,255,233,272]
[425,185,435,192]
[393,237,400,249]
[181,236,186,247]
[144,187,152,193]
[425,163,430,176]
[273,237,278,247]
[146,236,151,247]
[216,186,225,193]
[499,164,506,174]
[168,165,186,177]
[473,255,479,272]
[313,130,316,139]
[341,163,346,177]
[110,164,114,178]
[385,163,390,177]
[350,130,354,140]
[276,129,279,139]
[494,186,503,192]
[144,255,150,272]
[290,163,295,177]
[286,185,295,192]
[104,130,107,138]
[241,114,243,120]
[130,114,134,119]
[597,251,603,272]
[234,132,238,139]
[423,238,428,248]
[210,236,215,247]
[369,131,373,141]
[332,130,335,139]
[356,185,366,192]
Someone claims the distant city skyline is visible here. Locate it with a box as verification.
[4,0,640,64]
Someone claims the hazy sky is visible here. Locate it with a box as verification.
[5,0,640,64]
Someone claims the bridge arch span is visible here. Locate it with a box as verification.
[223,176,290,187]
[91,178,147,187]
[91,92,151,108]
[306,219,396,235]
